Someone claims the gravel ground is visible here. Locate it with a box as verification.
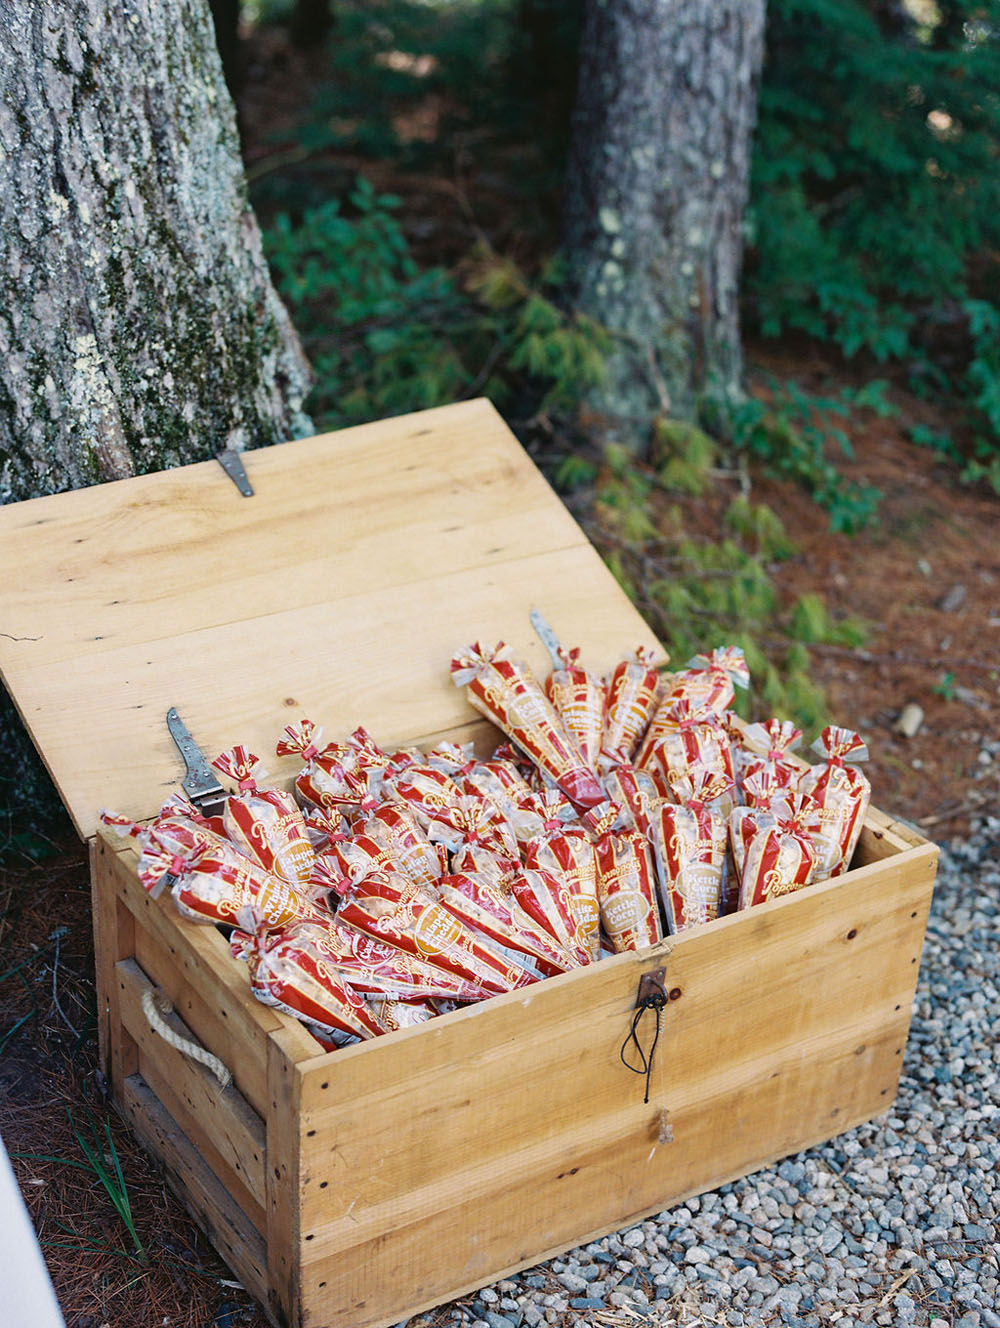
[438,819,1000,1328]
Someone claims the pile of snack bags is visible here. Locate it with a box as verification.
[103,637,870,1050]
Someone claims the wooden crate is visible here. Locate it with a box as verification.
[0,401,938,1328]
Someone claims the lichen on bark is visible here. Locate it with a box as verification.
[564,0,766,448]
[0,0,313,504]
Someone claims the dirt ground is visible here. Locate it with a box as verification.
[3,23,999,1328]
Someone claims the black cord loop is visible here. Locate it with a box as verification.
[619,993,665,1104]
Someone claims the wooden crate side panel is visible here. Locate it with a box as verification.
[116,958,267,1224]
[97,836,317,1110]
[297,1020,904,1328]
[296,846,936,1216]
[120,1075,272,1315]
[267,1028,306,1328]
[91,838,138,1094]
[293,845,936,1328]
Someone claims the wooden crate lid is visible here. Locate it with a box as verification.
[0,400,661,839]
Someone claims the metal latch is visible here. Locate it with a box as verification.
[216,449,254,496]
[166,707,227,818]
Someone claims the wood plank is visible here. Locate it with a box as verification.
[18,540,659,837]
[295,843,936,1297]
[297,1020,905,1328]
[120,1074,272,1316]
[116,958,267,1223]
[91,837,138,1095]
[0,401,586,662]
[267,1028,305,1328]
[101,835,318,1116]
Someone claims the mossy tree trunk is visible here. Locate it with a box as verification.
[563,0,766,448]
[0,0,312,847]
[0,0,312,506]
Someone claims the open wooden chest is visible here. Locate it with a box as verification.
[0,400,938,1328]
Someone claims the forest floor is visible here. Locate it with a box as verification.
[3,19,999,1328]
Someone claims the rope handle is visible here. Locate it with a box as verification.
[141,987,232,1089]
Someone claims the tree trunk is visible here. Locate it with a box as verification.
[563,0,766,446]
[0,0,313,846]
[0,0,312,506]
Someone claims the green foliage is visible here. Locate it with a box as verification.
[651,419,719,496]
[13,1109,146,1262]
[264,180,607,430]
[715,377,881,532]
[789,593,868,647]
[722,494,797,559]
[750,0,1000,469]
[933,669,957,700]
[591,449,867,738]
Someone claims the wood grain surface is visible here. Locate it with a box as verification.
[0,400,661,837]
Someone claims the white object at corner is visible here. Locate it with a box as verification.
[0,1132,66,1328]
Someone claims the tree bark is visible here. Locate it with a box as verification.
[563,0,766,445]
[0,0,312,506]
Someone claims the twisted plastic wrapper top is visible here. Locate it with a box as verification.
[543,644,606,771]
[451,642,605,810]
[735,718,803,793]
[278,720,381,817]
[735,793,822,908]
[212,746,315,887]
[638,698,736,802]
[600,647,663,769]
[797,726,871,880]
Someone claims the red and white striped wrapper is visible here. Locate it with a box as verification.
[648,773,732,933]
[243,916,489,1003]
[797,726,871,880]
[438,872,579,978]
[543,645,606,771]
[365,996,437,1034]
[277,721,381,818]
[638,698,736,802]
[511,867,593,968]
[600,764,663,839]
[355,804,446,890]
[523,819,601,960]
[462,757,535,812]
[734,718,803,794]
[212,747,315,888]
[126,813,319,930]
[737,794,822,908]
[380,762,467,837]
[451,642,605,810]
[588,805,662,953]
[236,921,383,1044]
[336,873,536,996]
[600,647,663,769]
[661,646,751,716]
